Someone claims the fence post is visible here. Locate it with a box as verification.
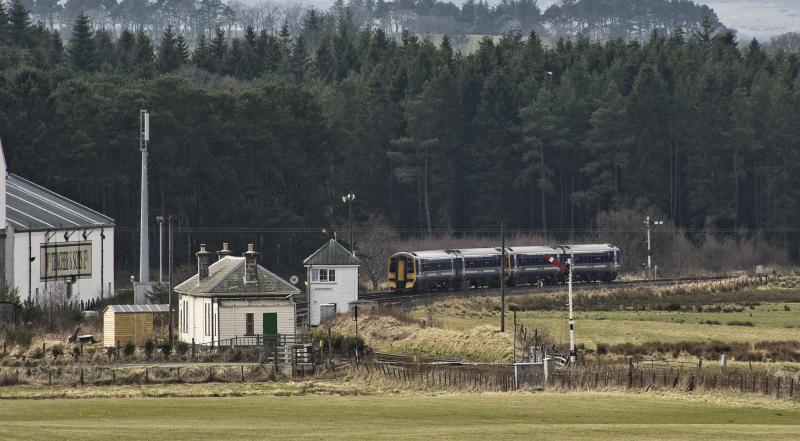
[48,369,52,385]
[241,365,245,382]
[192,338,195,360]
[80,368,84,385]
[790,378,795,400]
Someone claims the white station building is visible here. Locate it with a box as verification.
[0,140,115,305]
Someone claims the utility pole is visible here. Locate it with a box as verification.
[342,192,356,254]
[168,215,174,342]
[156,216,164,283]
[500,222,506,333]
[139,109,150,284]
[644,216,663,279]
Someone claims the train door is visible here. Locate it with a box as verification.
[397,258,407,286]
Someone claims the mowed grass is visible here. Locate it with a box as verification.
[1,390,800,440]
[424,302,800,349]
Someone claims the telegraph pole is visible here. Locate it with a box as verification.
[156,216,164,283]
[500,223,506,332]
[139,109,150,284]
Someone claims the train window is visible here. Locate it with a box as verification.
[389,259,397,272]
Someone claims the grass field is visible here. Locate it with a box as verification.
[1,386,799,440]
[426,302,800,349]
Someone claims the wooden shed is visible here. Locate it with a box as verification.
[103,304,169,348]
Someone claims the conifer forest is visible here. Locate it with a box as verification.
[0,0,799,272]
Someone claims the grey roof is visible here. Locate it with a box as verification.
[558,244,620,252]
[304,239,361,266]
[175,256,301,297]
[106,304,170,313]
[6,174,115,231]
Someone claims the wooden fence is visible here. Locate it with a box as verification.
[351,361,799,399]
[0,364,284,386]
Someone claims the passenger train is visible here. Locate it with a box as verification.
[388,244,621,292]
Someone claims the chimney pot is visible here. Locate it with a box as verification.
[196,243,212,280]
[243,243,259,283]
[217,242,233,261]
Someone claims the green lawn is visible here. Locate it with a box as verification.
[424,302,800,349]
[1,390,799,440]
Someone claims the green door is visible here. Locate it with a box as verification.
[263,313,278,336]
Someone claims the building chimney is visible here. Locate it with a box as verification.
[243,243,259,283]
[217,242,233,261]
[196,244,211,280]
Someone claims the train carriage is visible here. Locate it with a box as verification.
[389,243,621,292]
[507,245,562,285]
[555,244,620,282]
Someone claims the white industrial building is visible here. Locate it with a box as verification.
[0,140,115,305]
[176,243,301,345]
[303,239,361,326]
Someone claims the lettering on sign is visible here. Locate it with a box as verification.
[40,241,92,280]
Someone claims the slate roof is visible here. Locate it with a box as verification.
[175,256,301,298]
[303,239,361,266]
[6,174,115,231]
[106,304,169,313]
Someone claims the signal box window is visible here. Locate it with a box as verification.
[311,269,336,282]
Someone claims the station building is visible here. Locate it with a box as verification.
[0,140,115,305]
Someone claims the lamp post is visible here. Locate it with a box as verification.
[342,192,356,254]
[644,216,664,279]
[168,215,174,342]
[156,216,164,283]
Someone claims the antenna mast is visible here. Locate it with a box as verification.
[139,109,150,284]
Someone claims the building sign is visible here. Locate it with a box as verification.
[40,242,92,280]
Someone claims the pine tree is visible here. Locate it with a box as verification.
[175,34,190,64]
[115,29,135,72]
[134,30,155,76]
[0,1,10,42]
[290,34,307,82]
[94,28,115,68]
[9,0,31,46]
[157,25,181,73]
[210,25,226,69]
[67,12,95,71]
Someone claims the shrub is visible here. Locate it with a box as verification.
[4,328,34,348]
[160,342,172,359]
[726,321,754,327]
[123,342,136,357]
[29,346,43,359]
[784,304,791,311]
[176,341,189,355]
[700,320,721,325]
[596,343,608,355]
[144,339,155,359]
[71,346,81,360]
[106,347,116,360]
[51,345,63,359]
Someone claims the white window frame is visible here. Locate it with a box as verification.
[311,268,336,283]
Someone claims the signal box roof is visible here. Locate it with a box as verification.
[304,239,361,266]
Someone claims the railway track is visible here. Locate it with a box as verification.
[359,275,741,305]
